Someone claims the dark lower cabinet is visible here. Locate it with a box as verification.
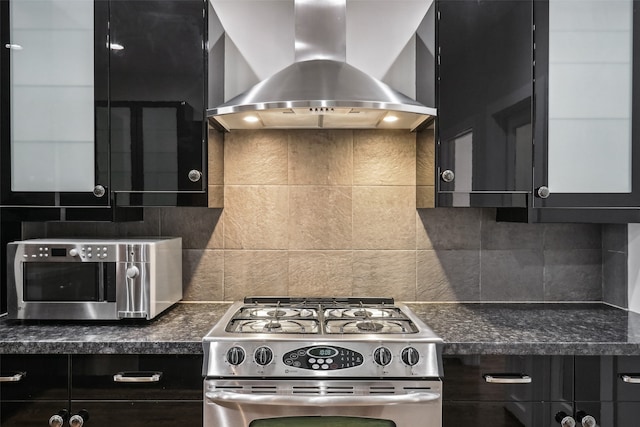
[573,356,640,427]
[70,354,203,425]
[443,355,573,427]
[71,354,203,400]
[70,401,202,426]
[0,354,203,425]
[1,402,70,427]
[445,355,640,426]
[0,354,69,426]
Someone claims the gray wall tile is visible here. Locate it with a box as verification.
[481,209,543,250]
[289,186,352,250]
[543,249,602,301]
[603,224,628,254]
[160,207,222,249]
[416,128,435,186]
[417,208,482,250]
[289,130,353,185]
[417,250,480,301]
[224,185,289,249]
[353,186,416,250]
[224,130,288,185]
[353,130,416,185]
[224,251,289,301]
[288,251,353,297]
[353,251,416,300]
[481,249,544,301]
[603,249,628,308]
[543,224,602,250]
[182,249,223,301]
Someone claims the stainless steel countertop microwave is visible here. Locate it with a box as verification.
[7,238,182,321]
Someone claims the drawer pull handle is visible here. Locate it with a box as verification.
[483,374,532,384]
[621,374,640,384]
[0,371,26,382]
[113,371,162,383]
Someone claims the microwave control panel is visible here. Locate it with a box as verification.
[20,244,113,260]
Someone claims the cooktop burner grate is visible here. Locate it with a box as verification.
[227,318,320,334]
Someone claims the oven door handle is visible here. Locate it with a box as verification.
[205,391,441,406]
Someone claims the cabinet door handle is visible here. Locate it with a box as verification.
[0,371,26,382]
[483,374,532,384]
[621,374,640,384]
[113,371,162,383]
[441,169,455,183]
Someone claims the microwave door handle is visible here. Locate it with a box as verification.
[205,390,441,406]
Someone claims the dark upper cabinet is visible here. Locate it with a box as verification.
[437,0,640,222]
[0,0,110,208]
[109,0,207,207]
[532,0,640,210]
[436,0,533,208]
[0,0,207,210]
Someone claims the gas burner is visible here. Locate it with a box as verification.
[239,307,316,319]
[324,307,404,319]
[325,319,418,334]
[264,321,282,330]
[227,319,319,334]
[356,320,383,332]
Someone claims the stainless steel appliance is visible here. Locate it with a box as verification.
[202,297,443,427]
[208,0,436,131]
[7,237,182,320]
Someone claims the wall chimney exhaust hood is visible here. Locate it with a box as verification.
[207,0,436,132]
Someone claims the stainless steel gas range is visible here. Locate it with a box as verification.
[202,297,444,427]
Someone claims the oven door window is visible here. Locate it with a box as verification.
[24,263,101,301]
[249,417,396,427]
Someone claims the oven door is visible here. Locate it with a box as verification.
[204,379,442,427]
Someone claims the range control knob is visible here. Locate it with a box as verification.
[576,411,597,427]
[555,412,576,427]
[373,347,393,366]
[69,410,89,427]
[48,410,68,427]
[226,346,245,366]
[401,347,420,366]
[254,346,273,366]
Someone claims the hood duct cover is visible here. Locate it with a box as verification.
[208,0,436,131]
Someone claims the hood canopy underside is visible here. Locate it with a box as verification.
[208,59,436,131]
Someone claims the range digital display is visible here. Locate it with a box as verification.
[307,347,339,358]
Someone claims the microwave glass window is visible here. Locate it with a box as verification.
[24,263,100,301]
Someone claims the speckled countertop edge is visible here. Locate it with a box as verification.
[1,302,640,355]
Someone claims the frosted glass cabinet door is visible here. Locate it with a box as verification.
[533,0,640,208]
[2,0,109,206]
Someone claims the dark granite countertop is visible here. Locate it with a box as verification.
[0,302,639,356]
[0,302,231,355]
[406,302,640,356]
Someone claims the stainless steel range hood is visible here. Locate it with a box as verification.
[208,0,436,132]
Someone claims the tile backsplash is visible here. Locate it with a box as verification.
[23,129,603,302]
